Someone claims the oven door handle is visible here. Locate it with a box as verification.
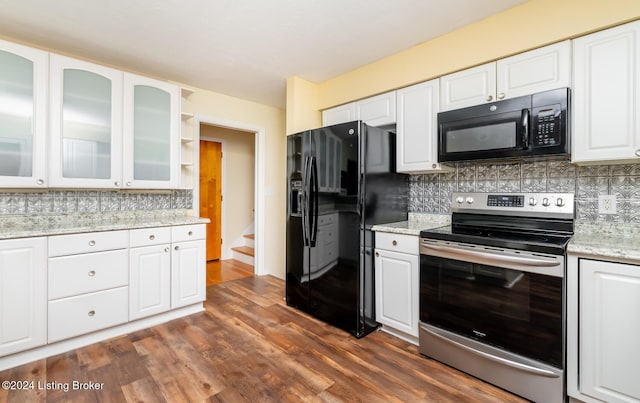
[422,325,560,378]
[421,244,561,268]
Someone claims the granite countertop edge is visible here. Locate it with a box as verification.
[371,213,451,236]
[568,223,640,262]
[0,210,210,240]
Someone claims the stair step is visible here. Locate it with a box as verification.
[231,246,254,257]
[243,234,255,240]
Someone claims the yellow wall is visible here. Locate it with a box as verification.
[185,89,286,279]
[286,76,321,135]
[200,125,255,259]
[285,0,640,123]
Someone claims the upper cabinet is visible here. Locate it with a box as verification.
[123,73,180,188]
[440,40,571,111]
[396,79,450,173]
[49,54,123,188]
[0,39,48,188]
[322,90,396,127]
[572,21,640,165]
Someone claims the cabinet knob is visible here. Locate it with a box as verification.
[149,235,155,240]
[88,240,96,246]
[486,95,493,102]
[188,231,193,236]
[164,247,170,253]
[392,240,398,246]
[635,149,640,157]
[114,181,121,186]
[174,245,180,251]
[126,181,132,187]
[88,310,95,317]
[36,179,44,185]
[88,270,96,277]
[432,163,437,169]
[497,93,505,100]
[375,252,379,257]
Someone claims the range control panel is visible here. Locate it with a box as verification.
[452,192,574,218]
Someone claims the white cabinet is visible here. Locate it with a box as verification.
[0,237,47,357]
[396,79,450,173]
[47,230,129,343]
[440,40,571,111]
[374,232,419,344]
[571,258,640,403]
[129,227,171,320]
[171,224,206,308]
[0,39,48,188]
[322,91,396,127]
[123,73,180,188]
[49,54,124,188]
[572,21,640,165]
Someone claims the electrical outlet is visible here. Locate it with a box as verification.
[598,195,617,214]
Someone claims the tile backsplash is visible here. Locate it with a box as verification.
[0,189,193,215]
[409,160,640,224]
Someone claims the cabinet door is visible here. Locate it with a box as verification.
[0,237,46,357]
[49,54,123,188]
[171,239,205,308]
[496,40,571,100]
[396,79,450,173]
[374,248,419,337]
[123,73,180,189]
[356,91,396,126]
[580,259,640,402]
[0,40,48,188]
[130,244,171,320]
[573,21,640,164]
[440,62,496,111]
[322,103,356,126]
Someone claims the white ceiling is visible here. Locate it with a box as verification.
[0,0,527,109]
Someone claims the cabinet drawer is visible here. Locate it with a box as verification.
[48,286,129,343]
[375,232,418,255]
[171,224,205,242]
[130,227,171,247]
[48,249,129,300]
[49,230,129,257]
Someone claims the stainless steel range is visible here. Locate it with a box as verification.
[419,192,574,403]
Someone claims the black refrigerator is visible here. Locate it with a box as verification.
[286,120,408,338]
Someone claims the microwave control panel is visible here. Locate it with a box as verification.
[533,105,562,147]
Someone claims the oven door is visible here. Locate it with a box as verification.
[419,239,564,368]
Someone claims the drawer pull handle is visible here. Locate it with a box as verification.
[36,179,45,185]
[392,240,397,246]
[88,240,96,246]
[88,270,96,277]
[164,247,170,253]
[188,231,193,236]
[175,246,180,251]
[88,310,95,317]
[149,235,155,240]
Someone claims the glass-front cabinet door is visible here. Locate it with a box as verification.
[49,54,123,188]
[123,73,180,188]
[0,39,48,187]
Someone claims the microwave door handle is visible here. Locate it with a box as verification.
[521,108,530,149]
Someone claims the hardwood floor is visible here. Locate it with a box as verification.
[0,276,526,402]
[206,259,254,286]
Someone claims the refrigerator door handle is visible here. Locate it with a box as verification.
[301,155,311,247]
[309,156,319,247]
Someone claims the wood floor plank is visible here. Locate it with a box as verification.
[0,275,528,402]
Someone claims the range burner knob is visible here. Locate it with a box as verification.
[456,196,465,204]
[528,197,537,206]
[556,197,565,207]
[465,196,474,205]
[542,197,551,207]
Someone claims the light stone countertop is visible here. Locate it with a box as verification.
[0,210,210,240]
[568,223,640,262]
[371,213,451,236]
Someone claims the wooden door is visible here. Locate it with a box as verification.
[199,140,222,261]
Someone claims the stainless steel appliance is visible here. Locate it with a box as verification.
[438,87,570,162]
[286,120,408,338]
[419,192,574,403]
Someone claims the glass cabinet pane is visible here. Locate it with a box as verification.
[133,85,170,181]
[61,69,112,179]
[0,50,34,177]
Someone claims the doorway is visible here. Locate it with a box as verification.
[199,124,256,285]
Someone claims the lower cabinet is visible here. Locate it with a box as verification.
[570,257,640,403]
[171,224,206,308]
[0,237,47,356]
[374,232,419,344]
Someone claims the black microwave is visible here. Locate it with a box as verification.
[438,87,570,162]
